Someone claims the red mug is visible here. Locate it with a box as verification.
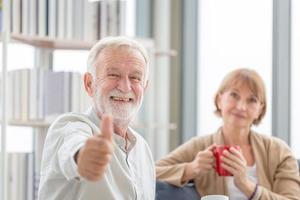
[212,145,240,176]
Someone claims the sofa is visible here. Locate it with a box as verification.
[155,159,300,200]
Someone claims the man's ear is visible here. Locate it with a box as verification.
[143,80,149,92]
[84,72,95,97]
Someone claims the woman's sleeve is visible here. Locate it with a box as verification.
[256,140,300,200]
[155,137,202,187]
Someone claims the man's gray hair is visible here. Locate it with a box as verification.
[87,36,149,83]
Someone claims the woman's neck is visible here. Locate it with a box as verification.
[222,124,251,145]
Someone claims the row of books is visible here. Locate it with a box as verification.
[6,68,91,122]
[0,0,2,31]
[7,153,34,200]
[9,0,126,41]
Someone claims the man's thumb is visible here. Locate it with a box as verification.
[100,114,113,140]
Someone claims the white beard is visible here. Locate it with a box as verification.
[94,88,142,127]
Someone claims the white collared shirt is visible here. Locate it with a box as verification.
[38,107,155,200]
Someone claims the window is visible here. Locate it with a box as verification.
[53,50,89,73]
[291,0,300,158]
[197,0,273,136]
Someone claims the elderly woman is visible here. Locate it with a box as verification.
[156,68,300,200]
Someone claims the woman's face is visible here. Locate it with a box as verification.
[217,84,263,129]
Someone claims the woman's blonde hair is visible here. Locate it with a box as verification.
[214,68,267,125]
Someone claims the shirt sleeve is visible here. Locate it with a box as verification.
[256,139,300,200]
[57,121,92,180]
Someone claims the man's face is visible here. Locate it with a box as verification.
[93,47,147,124]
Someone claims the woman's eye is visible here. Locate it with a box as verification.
[230,92,238,98]
[249,97,258,103]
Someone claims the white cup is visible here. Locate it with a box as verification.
[201,195,229,200]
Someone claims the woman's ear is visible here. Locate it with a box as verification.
[216,93,222,110]
[256,102,264,119]
[84,72,95,97]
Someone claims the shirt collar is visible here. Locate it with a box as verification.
[85,106,100,126]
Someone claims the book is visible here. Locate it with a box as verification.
[44,71,64,119]
[21,0,30,35]
[38,0,47,36]
[108,0,118,36]
[29,69,38,120]
[0,0,2,31]
[118,0,126,35]
[48,0,57,38]
[37,69,46,120]
[99,0,108,38]
[63,71,72,113]
[83,0,99,42]
[13,70,21,120]
[20,69,30,121]
[11,0,21,34]
[57,0,66,39]
[71,72,80,113]
[73,0,84,40]
[65,0,73,39]
[7,153,32,200]
[29,0,37,35]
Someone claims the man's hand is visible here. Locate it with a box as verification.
[77,115,114,181]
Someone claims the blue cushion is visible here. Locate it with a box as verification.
[155,181,200,200]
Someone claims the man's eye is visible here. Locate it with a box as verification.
[108,74,119,78]
[130,76,142,82]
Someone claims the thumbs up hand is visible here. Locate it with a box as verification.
[77,115,114,181]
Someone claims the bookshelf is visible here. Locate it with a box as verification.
[1,1,133,200]
[1,1,174,200]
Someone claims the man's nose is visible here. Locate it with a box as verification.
[117,77,132,93]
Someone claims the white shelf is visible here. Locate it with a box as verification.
[6,120,177,130]
[10,33,95,50]
[8,120,51,128]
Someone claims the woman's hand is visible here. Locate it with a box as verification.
[182,144,216,182]
[221,147,256,197]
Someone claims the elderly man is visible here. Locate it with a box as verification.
[38,37,155,200]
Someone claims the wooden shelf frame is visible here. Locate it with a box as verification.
[8,120,51,128]
[7,120,177,130]
[10,33,95,50]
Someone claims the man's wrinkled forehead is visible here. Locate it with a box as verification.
[98,46,142,62]
[100,45,146,63]
[96,46,146,73]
